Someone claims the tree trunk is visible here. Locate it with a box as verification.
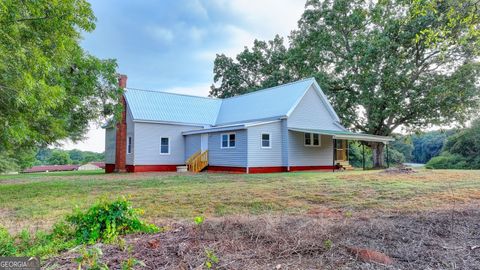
[370,142,385,168]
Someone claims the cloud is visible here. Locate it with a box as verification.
[189,26,207,43]
[187,0,209,19]
[146,26,174,43]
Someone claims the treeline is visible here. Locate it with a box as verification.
[349,121,480,169]
[0,148,104,173]
[35,149,104,166]
[426,120,480,169]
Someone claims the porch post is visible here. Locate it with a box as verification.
[332,138,336,172]
[386,143,390,168]
[362,143,365,170]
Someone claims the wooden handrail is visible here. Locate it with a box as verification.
[186,150,201,164]
[187,150,208,173]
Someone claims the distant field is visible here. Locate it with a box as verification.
[1,169,479,233]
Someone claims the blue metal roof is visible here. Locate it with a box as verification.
[124,89,221,125]
[124,78,318,126]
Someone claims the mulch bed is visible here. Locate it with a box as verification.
[45,207,480,269]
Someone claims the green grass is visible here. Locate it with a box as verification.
[1,169,479,233]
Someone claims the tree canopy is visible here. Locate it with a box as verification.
[210,0,480,167]
[0,0,120,170]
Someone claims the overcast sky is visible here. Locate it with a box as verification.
[61,0,306,152]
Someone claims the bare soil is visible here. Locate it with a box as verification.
[46,207,480,270]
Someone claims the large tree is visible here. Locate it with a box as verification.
[210,0,480,167]
[0,0,120,170]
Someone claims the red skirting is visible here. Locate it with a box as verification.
[207,166,336,174]
[248,167,288,173]
[125,165,180,173]
[207,166,247,173]
[289,166,336,171]
[105,164,115,173]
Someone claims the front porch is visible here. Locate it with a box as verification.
[288,128,395,171]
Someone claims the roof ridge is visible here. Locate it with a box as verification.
[126,87,220,101]
[222,77,315,101]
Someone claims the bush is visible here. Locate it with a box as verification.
[0,227,17,256]
[426,154,469,169]
[67,197,159,244]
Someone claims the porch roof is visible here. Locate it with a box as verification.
[288,128,394,143]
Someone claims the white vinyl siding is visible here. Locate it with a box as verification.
[185,134,201,161]
[105,127,116,164]
[288,130,333,166]
[288,86,343,131]
[209,130,247,167]
[247,121,282,167]
[126,107,135,165]
[134,122,202,165]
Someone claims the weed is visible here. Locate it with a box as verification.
[0,227,16,256]
[204,248,219,269]
[194,216,205,226]
[323,239,333,250]
[67,197,159,244]
[75,246,109,270]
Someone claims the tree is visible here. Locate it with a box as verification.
[210,0,480,167]
[47,150,71,165]
[0,0,121,172]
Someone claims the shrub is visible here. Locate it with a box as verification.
[67,197,159,244]
[426,153,469,169]
[0,227,17,256]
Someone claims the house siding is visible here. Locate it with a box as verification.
[185,134,201,161]
[288,86,342,131]
[126,107,135,165]
[288,131,333,166]
[281,119,289,167]
[247,122,283,167]
[134,122,202,165]
[105,127,116,164]
[208,130,247,167]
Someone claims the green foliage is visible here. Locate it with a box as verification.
[323,239,333,250]
[204,248,219,269]
[67,197,159,244]
[75,246,109,270]
[426,120,480,169]
[47,150,72,165]
[0,227,17,256]
[194,216,205,226]
[211,0,480,167]
[411,131,454,163]
[0,0,120,159]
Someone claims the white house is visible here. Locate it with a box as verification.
[104,76,393,173]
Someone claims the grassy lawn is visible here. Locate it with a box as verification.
[1,169,479,233]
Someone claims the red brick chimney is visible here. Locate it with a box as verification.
[115,74,128,172]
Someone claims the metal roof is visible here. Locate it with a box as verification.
[288,128,394,143]
[124,78,319,126]
[215,78,316,125]
[124,89,222,125]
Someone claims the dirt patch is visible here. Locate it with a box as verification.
[46,207,480,269]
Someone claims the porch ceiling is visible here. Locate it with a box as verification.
[288,128,394,144]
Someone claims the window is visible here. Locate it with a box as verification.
[221,133,236,148]
[304,133,320,146]
[127,136,132,154]
[160,137,170,154]
[261,133,271,148]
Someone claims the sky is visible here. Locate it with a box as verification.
[61,0,306,152]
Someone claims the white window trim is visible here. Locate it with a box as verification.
[159,137,171,155]
[304,133,321,147]
[261,132,271,149]
[220,132,236,149]
[127,136,132,154]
